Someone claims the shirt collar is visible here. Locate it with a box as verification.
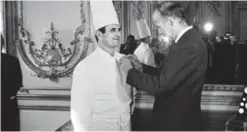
[96,46,123,61]
[175,26,193,43]
[96,46,115,59]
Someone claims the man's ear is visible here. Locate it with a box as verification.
[95,30,103,40]
[167,17,174,27]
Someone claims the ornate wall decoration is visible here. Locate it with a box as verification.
[130,1,146,20]
[16,1,93,82]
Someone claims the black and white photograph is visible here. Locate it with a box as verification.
[1,0,247,131]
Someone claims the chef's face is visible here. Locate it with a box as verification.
[216,36,221,43]
[97,24,121,48]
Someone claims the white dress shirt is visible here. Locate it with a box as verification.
[134,42,156,67]
[71,46,134,131]
[175,26,193,43]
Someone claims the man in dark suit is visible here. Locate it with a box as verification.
[1,35,23,131]
[119,2,208,131]
[235,43,247,85]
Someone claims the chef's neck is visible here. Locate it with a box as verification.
[98,42,115,56]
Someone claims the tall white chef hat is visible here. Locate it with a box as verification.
[136,18,151,39]
[90,0,119,31]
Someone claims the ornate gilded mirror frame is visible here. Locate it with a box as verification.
[16,1,96,82]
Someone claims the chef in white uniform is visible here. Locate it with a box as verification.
[70,0,135,131]
[134,19,156,67]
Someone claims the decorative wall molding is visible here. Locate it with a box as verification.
[18,88,70,111]
[16,1,94,82]
[19,106,69,111]
[235,3,247,42]
[17,84,245,111]
[130,1,146,20]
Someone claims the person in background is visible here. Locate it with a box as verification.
[216,36,222,43]
[120,35,138,55]
[230,35,238,82]
[207,35,223,84]
[224,32,231,39]
[70,1,135,131]
[120,1,208,130]
[149,38,159,53]
[204,30,219,84]
[149,38,166,67]
[120,43,125,54]
[230,35,237,47]
[1,35,23,131]
[235,36,247,85]
[220,33,237,84]
[134,18,156,67]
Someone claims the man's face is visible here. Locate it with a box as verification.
[216,36,222,43]
[152,10,175,45]
[229,35,236,41]
[144,36,151,44]
[99,24,121,48]
[151,47,158,53]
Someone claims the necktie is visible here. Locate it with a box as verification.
[114,53,136,115]
[115,58,132,102]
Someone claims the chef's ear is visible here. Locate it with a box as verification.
[95,30,103,41]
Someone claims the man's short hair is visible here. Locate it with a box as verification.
[127,35,135,41]
[155,1,186,22]
[95,26,106,42]
[126,35,135,43]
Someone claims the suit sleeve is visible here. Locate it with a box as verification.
[126,47,200,95]
[141,64,161,76]
[71,63,95,131]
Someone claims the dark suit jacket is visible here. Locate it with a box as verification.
[127,28,208,131]
[154,52,166,67]
[1,53,23,131]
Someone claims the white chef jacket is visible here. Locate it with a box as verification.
[134,42,156,67]
[70,46,135,131]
